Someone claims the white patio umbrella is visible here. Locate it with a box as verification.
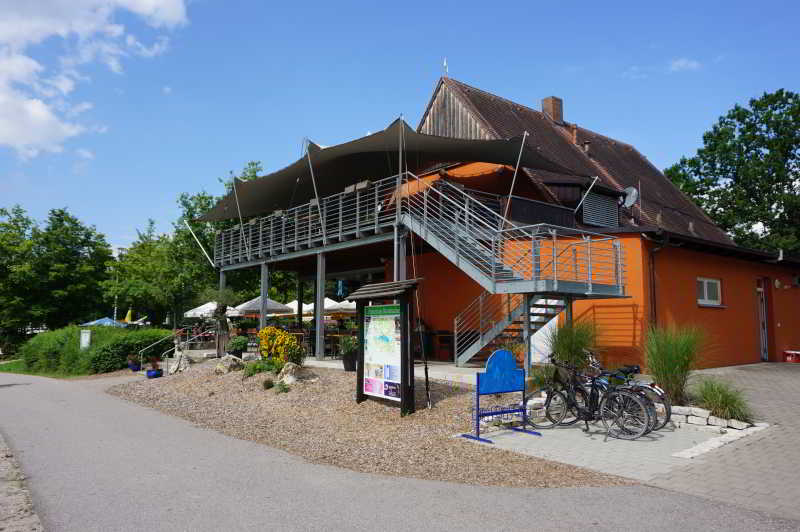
[234,296,292,315]
[329,299,356,313]
[301,298,342,313]
[183,302,243,318]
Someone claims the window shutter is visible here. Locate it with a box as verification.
[582,192,619,227]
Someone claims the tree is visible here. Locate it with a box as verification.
[27,208,112,329]
[104,221,173,326]
[0,206,36,347]
[665,89,800,253]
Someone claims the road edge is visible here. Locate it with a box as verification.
[0,430,44,531]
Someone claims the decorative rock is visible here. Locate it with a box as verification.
[242,352,260,362]
[687,415,707,425]
[690,407,711,418]
[727,419,750,430]
[672,405,692,416]
[214,354,243,374]
[671,414,687,425]
[277,362,301,385]
[708,415,727,427]
[168,353,191,375]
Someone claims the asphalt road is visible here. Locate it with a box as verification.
[0,372,796,532]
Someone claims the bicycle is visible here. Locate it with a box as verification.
[545,358,652,440]
[586,352,672,431]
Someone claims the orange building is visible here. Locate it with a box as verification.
[204,77,800,370]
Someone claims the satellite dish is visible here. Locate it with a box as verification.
[622,186,639,208]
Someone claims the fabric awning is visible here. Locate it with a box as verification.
[199,119,577,222]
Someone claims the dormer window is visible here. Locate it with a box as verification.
[582,192,619,228]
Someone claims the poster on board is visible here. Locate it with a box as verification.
[363,304,401,402]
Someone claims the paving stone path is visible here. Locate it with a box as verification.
[649,363,800,521]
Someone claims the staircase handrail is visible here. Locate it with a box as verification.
[160,328,217,359]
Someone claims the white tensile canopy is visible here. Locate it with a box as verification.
[276,298,354,316]
[328,299,356,313]
[234,296,292,315]
[183,302,243,318]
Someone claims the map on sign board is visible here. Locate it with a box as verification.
[363,304,401,402]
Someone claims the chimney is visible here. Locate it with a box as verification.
[570,123,577,144]
[582,140,591,154]
[542,96,563,123]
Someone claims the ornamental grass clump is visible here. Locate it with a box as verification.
[645,324,705,405]
[693,378,753,423]
[546,320,596,370]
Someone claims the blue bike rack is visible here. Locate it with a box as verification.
[461,349,542,444]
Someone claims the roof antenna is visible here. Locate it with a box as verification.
[443,57,448,77]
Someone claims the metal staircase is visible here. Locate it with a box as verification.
[453,293,565,366]
[400,173,626,296]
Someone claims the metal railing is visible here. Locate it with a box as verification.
[453,292,565,365]
[453,292,524,361]
[214,175,399,266]
[213,171,626,297]
[402,172,627,293]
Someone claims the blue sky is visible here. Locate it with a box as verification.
[1,1,799,249]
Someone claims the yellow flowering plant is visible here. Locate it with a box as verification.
[257,326,305,366]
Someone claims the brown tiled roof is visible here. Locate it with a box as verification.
[420,77,733,245]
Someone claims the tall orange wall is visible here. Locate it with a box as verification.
[388,250,484,333]
[651,244,800,368]
[572,234,649,367]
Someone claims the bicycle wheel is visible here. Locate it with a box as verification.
[642,385,672,431]
[528,389,566,428]
[555,387,588,426]
[599,390,650,440]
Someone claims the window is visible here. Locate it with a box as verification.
[696,277,722,306]
[582,192,619,227]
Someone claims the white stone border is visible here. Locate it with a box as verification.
[672,422,769,459]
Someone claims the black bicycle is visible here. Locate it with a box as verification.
[545,359,652,440]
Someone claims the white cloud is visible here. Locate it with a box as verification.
[669,58,702,72]
[0,1,188,159]
[162,85,172,95]
[76,147,94,159]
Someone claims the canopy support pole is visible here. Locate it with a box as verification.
[259,263,269,330]
[306,144,327,245]
[232,177,251,259]
[314,252,326,360]
[502,131,529,223]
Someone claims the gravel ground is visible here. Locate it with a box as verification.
[0,430,43,532]
[108,362,630,488]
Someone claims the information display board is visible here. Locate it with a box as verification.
[362,304,402,402]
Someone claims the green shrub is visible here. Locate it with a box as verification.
[86,328,173,374]
[20,325,133,375]
[265,356,285,374]
[285,343,305,366]
[275,381,289,394]
[227,335,249,354]
[693,378,752,422]
[645,325,704,405]
[243,360,269,378]
[236,318,259,330]
[546,320,596,369]
[262,378,274,390]
[527,363,555,390]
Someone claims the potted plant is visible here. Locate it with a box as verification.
[227,335,249,358]
[127,354,141,372]
[146,356,163,379]
[339,335,358,372]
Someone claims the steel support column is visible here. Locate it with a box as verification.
[565,296,574,324]
[219,270,226,290]
[296,275,303,329]
[315,252,325,360]
[393,228,407,282]
[523,293,532,375]
[259,263,269,329]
